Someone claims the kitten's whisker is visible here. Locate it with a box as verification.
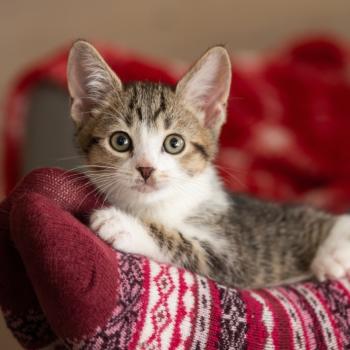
[64,169,117,182]
[100,179,122,207]
[76,175,121,209]
[72,178,110,196]
[214,165,247,189]
[67,163,119,170]
[64,171,108,182]
[77,186,101,210]
[215,164,247,175]
[55,155,83,162]
[80,171,115,178]
[66,165,113,172]
[72,172,118,203]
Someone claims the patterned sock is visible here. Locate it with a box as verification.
[0,194,58,349]
[9,185,350,349]
[3,168,350,349]
[0,168,101,349]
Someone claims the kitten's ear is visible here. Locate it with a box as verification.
[67,40,122,125]
[176,46,231,133]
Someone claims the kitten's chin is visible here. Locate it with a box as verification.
[131,184,159,194]
[128,182,174,203]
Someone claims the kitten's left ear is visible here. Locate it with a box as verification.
[67,40,122,125]
[176,46,232,134]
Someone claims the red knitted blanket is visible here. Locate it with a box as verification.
[1,168,350,350]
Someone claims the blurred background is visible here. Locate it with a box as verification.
[1,0,350,348]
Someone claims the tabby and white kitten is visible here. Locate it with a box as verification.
[67,40,350,288]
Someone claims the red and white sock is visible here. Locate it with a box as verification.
[2,168,350,349]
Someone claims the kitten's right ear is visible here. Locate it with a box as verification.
[176,46,231,135]
[67,40,122,125]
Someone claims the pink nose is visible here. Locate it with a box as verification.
[137,167,155,181]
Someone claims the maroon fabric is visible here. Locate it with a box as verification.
[0,168,118,347]
[0,198,56,349]
[11,192,118,339]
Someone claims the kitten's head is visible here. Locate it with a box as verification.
[67,40,231,205]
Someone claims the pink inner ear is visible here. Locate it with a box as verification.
[201,82,227,128]
[204,104,222,128]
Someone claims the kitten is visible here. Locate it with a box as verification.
[67,40,350,288]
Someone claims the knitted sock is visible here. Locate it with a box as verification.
[0,196,58,349]
[10,189,350,349]
[0,168,102,349]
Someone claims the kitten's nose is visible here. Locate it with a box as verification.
[137,167,155,181]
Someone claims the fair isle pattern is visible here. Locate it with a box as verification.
[241,278,350,349]
[19,249,350,350]
[5,257,350,350]
[13,255,350,350]
[270,288,306,349]
[65,253,145,350]
[316,279,350,349]
[308,282,344,348]
[242,289,279,349]
[169,271,196,349]
[277,288,309,349]
[285,286,327,349]
[282,286,317,349]
[248,290,275,348]
[295,284,340,349]
[2,308,57,348]
[217,285,247,349]
[137,261,181,349]
[191,276,213,349]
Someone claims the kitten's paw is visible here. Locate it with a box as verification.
[90,207,136,246]
[311,215,350,281]
[90,207,160,258]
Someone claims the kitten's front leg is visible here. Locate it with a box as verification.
[311,215,350,281]
[90,207,212,277]
[90,207,169,263]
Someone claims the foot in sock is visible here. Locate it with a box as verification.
[10,185,350,349]
[0,168,102,349]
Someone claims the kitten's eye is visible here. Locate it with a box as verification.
[110,131,132,152]
[163,134,185,154]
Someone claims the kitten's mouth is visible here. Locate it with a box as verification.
[131,183,158,194]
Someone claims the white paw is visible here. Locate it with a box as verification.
[90,207,162,259]
[90,207,137,248]
[311,215,350,281]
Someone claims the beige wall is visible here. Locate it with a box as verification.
[1,0,350,348]
[1,0,350,106]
